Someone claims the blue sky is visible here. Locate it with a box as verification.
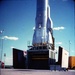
[0,0,75,65]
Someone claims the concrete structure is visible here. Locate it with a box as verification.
[58,46,69,69]
[13,48,26,69]
[27,49,56,69]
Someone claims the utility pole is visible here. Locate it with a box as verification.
[0,30,4,75]
[4,53,6,68]
[0,30,4,67]
[69,40,71,56]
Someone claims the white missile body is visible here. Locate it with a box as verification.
[32,0,53,46]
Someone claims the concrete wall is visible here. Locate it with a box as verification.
[58,46,69,68]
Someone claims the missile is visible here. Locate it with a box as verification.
[47,4,53,44]
[32,0,53,47]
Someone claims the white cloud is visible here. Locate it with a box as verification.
[56,42,62,45]
[2,36,19,41]
[53,26,65,30]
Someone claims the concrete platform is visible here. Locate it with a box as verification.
[0,69,75,75]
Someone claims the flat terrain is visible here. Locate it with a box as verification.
[0,69,75,75]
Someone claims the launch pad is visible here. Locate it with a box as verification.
[27,0,56,69]
[27,45,55,69]
[13,0,58,70]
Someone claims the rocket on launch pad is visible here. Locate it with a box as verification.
[32,0,54,50]
[27,0,55,69]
